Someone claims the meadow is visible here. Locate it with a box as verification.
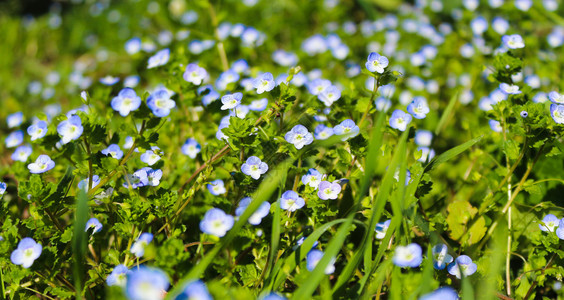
[1,0,564,299]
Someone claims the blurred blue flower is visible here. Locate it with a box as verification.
[389,110,412,132]
[551,104,564,124]
[548,91,564,104]
[259,292,287,300]
[10,237,42,268]
[176,280,212,300]
[183,64,208,85]
[272,50,298,66]
[393,243,422,268]
[407,97,430,119]
[317,181,341,200]
[502,34,525,49]
[279,190,305,212]
[539,214,559,232]
[85,217,103,234]
[0,181,6,197]
[420,287,459,300]
[181,138,201,159]
[556,218,564,240]
[307,78,331,95]
[147,48,170,69]
[5,130,24,148]
[12,145,32,162]
[27,120,48,141]
[147,90,176,117]
[231,59,249,74]
[125,37,141,55]
[221,92,243,110]
[200,208,234,237]
[418,147,436,163]
[285,125,314,149]
[28,155,55,174]
[489,120,503,132]
[99,75,120,86]
[207,179,226,195]
[7,112,23,128]
[499,83,521,95]
[101,144,124,160]
[374,97,392,112]
[126,266,169,300]
[314,124,334,140]
[78,175,100,190]
[111,88,141,117]
[306,249,335,274]
[334,119,359,141]
[57,115,83,144]
[301,169,325,189]
[318,85,341,106]
[198,85,220,106]
[241,156,269,180]
[365,52,389,73]
[142,167,162,186]
[140,147,161,166]
[375,219,391,239]
[107,264,129,287]
[447,255,477,279]
[131,233,153,257]
[253,72,275,94]
[415,130,433,147]
[432,244,454,270]
[235,197,271,225]
[249,98,268,111]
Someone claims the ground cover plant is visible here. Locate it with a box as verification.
[1,0,564,299]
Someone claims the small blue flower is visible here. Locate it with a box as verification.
[365,52,389,73]
[85,217,103,234]
[198,85,220,106]
[539,214,559,232]
[333,119,360,141]
[302,169,325,189]
[314,124,334,140]
[99,76,120,86]
[28,155,55,174]
[375,219,391,239]
[101,144,124,160]
[123,169,149,189]
[11,145,32,162]
[317,181,341,200]
[147,48,170,69]
[140,147,161,166]
[142,167,163,186]
[241,156,269,180]
[207,179,226,196]
[279,190,305,212]
[235,197,271,225]
[27,121,48,141]
[259,292,287,300]
[111,88,142,117]
[489,120,503,132]
[548,91,564,104]
[216,70,240,90]
[7,112,23,128]
[176,280,212,300]
[10,237,42,268]
[125,37,141,55]
[252,72,276,94]
[230,104,250,119]
[296,236,319,249]
[126,266,170,300]
[57,115,83,144]
[318,85,341,106]
[556,218,564,240]
[181,138,201,158]
[418,147,436,163]
[124,75,140,88]
[107,264,130,287]
[0,181,6,197]
[249,98,268,111]
[272,50,298,66]
[551,104,564,124]
[432,244,454,270]
[502,34,525,49]
[231,59,249,74]
[407,97,430,119]
[374,97,392,112]
[306,249,335,274]
[200,208,234,237]
[499,83,521,95]
[520,111,528,118]
[183,63,208,85]
[285,125,314,149]
[221,92,243,110]
[147,90,176,117]
[389,110,412,132]
[307,79,331,96]
[447,255,477,279]
[420,287,459,300]
[78,175,101,190]
[393,243,422,268]
[123,136,134,149]
[5,130,24,148]
[130,233,154,257]
[415,130,433,147]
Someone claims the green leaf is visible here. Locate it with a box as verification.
[424,135,483,174]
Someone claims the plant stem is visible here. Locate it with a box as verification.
[358,76,379,128]
[207,0,229,71]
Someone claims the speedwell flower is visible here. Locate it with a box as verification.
[107,265,129,287]
[301,168,325,189]
[235,197,271,225]
[551,104,564,124]
[147,48,170,69]
[101,144,124,160]
[181,138,201,158]
[57,115,83,144]
[317,181,341,200]
[502,34,525,49]
[548,91,564,104]
[432,244,454,270]
[200,208,234,237]
[140,147,161,166]
[393,243,423,268]
[499,83,521,95]
[207,179,226,195]
[407,97,430,119]
[130,233,153,257]
[85,217,103,234]
[539,214,559,232]
[12,145,32,162]
[183,63,208,85]
[28,155,55,174]
[285,125,314,149]
[448,255,477,279]
[111,88,141,117]
[389,110,412,132]
[253,72,276,94]
[306,249,336,274]
[10,238,42,268]
[365,52,389,73]
[279,190,305,212]
[126,266,169,300]
[147,90,176,117]
[241,156,269,180]
[314,124,334,140]
[221,92,243,110]
[27,121,48,141]
[334,119,360,141]
[5,130,23,148]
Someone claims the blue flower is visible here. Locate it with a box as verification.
[10,237,42,268]
[285,125,314,149]
[420,287,459,300]
[302,169,325,189]
[318,85,341,106]
[418,147,436,163]
[253,72,276,94]
[183,64,208,85]
[314,124,334,140]
[200,208,234,237]
[140,147,161,166]
[407,97,430,119]
[78,175,100,190]
[101,144,124,160]
[539,214,559,232]
[221,92,243,110]
[216,70,240,90]
[181,138,201,158]
[393,243,422,268]
[489,120,503,132]
[28,155,55,174]
[176,280,212,300]
[0,181,6,197]
[551,104,564,124]
[85,217,103,234]
[307,78,331,96]
[432,244,454,270]
[556,218,564,240]
[502,34,525,49]
[374,97,392,112]
[107,264,129,287]
[241,156,269,180]
[259,292,287,300]
[7,112,23,128]
[147,48,170,69]
[111,88,142,117]
[11,145,32,162]
[123,169,149,189]
[520,111,528,118]
[235,197,271,225]
[499,83,521,95]
[447,255,477,279]
[5,130,23,148]
[126,266,170,300]
[548,91,564,104]
[306,249,335,274]
[57,115,83,144]
[296,236,319,249]
[230,104,250,119]
[317,181,341,200]
[142,167,163,186]
[415,130,433,147]
[375,219,391,239]
[125,37,141,55]
[365,52,389,73]
[207,179,226,195]
[279,190,305,212]
[198,85,220,106]
[147,90,176,117]
[124,75,140,88]
[231,59,249,74]
[27,121,48,141]
[272,50,298,66]
[130,233,154,257]
[99,76,120,86]
[333,119,360,141]
[389,110,412,132]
